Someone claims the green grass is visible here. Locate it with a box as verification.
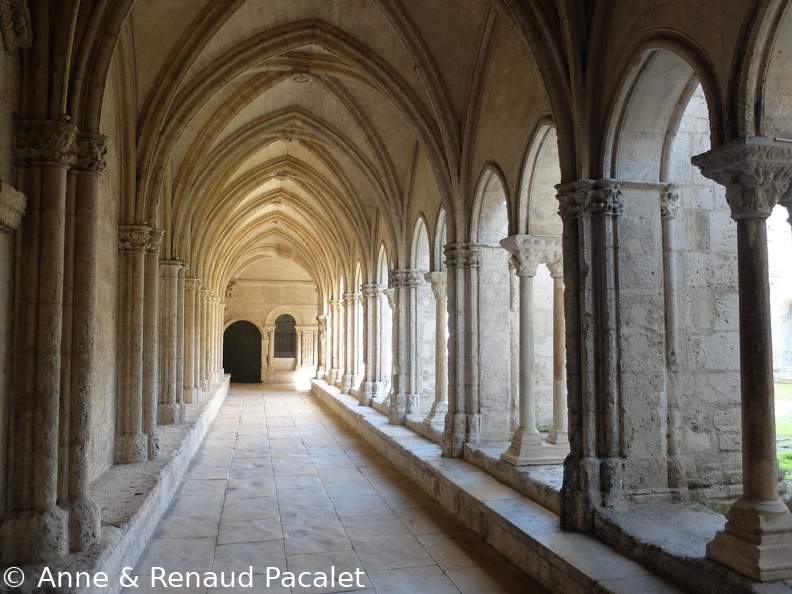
[776,382,792,479]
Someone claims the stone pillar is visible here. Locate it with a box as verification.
[176,265,186,402]
[316,315,327,378]
[693,137,792,581]
[423,272,448,427]
[159,260,183,424]
[266,326,276,372]
[296,327,303,369]
[388,270,421,424]
[442,245,481,457]
[329,298,342,384]
[142,231,162,457]
[383,288,396,405]
[183,278,201,403]
[341,293,357,393]
[660,188,687,492]
[200,289,211,390]
[2,120,74,563]
[546,253,568,446]
[114,226,149,465]
[216,300,225,380]
[359,284,388,405]
[555,179,624,530]
[508,261,520,432]
[500,235,566,465]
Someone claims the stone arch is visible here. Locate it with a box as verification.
[470,164,510,246]
[377,244,390,285]
[410,215,431,272]
[222,320,262,383]
[224,317,266,337]
[433,207,447,272]
[518,118,562,237]
[264,306,306,327]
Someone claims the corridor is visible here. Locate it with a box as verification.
[126,385,543,593]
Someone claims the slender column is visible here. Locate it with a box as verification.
[142,232,162,454]
[661,188,687,492]
[359,284,387,405]
[266,327,276,372]
[183,278,200,403]
[388,270,421,424]
[217,301,225,379]
[329,299,342,384]
[0,180,25,530]
[423,272,448,426]
[341,293,356,393]
[500,235,566,465]
[546,252,568,445]
[176,264,186,406]
[693,138,792,581]
[508,261,520,431]
[159,260,182,424]
[442,245,482,457]
[316,315,327,378]
[383,288,396,406]
[296,327,303,369]
[199,289,211,390]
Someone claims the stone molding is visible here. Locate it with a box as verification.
[146,229,163,254]
[185,277,201,291]
[342,292,359,306]
[0,0,31,53]
[661,186,680,219]
[361,283,385,299]
[383,288,395,310]
[500,235,562,277]
[15,119,78,167]
[225,278,237,298]
[556,179,623,219]
[73,132,109,174]
[444,243,483,268]
[389,269,421,288]
[423,271,447,299]
[692,137,792,220]
[0,179,26,232]
[118,226,151,252]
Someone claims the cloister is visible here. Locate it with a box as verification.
[2,1,792,592]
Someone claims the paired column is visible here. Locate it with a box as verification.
[316,315,327,378]
[358,284,388,405]
[546,254,568,445]
[159,260,184,424]
[388,270,420,424]
[500,236,567,465]
[693,137,792,581]
[341,292,361,393]
[423,272,448,426]
[199,289,211,390]
[183,278,202,403]
[329,298,343,385]
[296,327,303,369]
[265,326,276,373]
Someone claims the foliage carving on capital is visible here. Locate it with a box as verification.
[661,186,680,219]
[389,269,421,288]
[118,225,150,252]
[0,0,31,52]
[185,277,201,291]
[0,179,26,232]
[73,132,109,174]
[15,119,78,167]
[500,235,561,277]
[556,179,623,219]
[423,271,447,299]
[225,278,237,299]
[361,283,385,299]
[383,288,395,310]
[692,137,792,219]
[147,229,164,254]
[444,244,482,269]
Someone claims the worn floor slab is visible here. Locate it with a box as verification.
[124,384,542,594]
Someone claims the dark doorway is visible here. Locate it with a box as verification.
[274,314,297,358]
[223,321,261,383]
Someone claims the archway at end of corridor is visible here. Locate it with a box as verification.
[223,320,262,383]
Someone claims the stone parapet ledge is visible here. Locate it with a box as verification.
[0,376,231,594]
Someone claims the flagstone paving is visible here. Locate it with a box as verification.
[125,384,546,593]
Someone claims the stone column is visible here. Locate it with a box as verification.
[442,245,481,457]
[389,270,421,424]
[296,327,303,369]
[0,180,25,534]
[329,298,342,384]
[114,226,149,466]
[2,120,74,563]
[176,265,187,401]
[500,235,566,465]
[216,300,225,380]
[693,137,792,581]
[142,231,162,457]
[183,277,201,403]
[316,315,327,378]
[546,252,568,446]
[341,293,356,393]
[159,260,183,424]
[200,289,211,390]
[423,272,448,427]
[508,261,520,431]
[266,326,276,372]
[359,284,388,405]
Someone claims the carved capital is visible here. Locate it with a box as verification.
[0,0,31,53]
[361,283,385,299]
[73,132,109,174]
[118,225,150,252]
[383,288,395,310]
[556,179,623,219]
[661,186,680,220]
[342,292,359,306]
[185,277,201,291]
[500,235,561,277]
[225,278,237,299]
[147,228,164,254]
[444,243,482,269]
[15,119,78,167]
[423,271,447,299]
[329,298,342,312]
[0,179,26,232]
[692,137,792,220]
[389,269,421,288]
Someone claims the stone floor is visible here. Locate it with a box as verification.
[125,384,545,593]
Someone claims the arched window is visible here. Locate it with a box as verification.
[274,314,297,358]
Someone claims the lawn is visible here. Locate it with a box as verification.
[777,382,792,473]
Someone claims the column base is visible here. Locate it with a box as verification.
[158,402,183,424]
[389,392,411,425]
[442,412,468,457]
[148,431,160,460]
[501,427,568,466]
[0,506,69,564]
[183,386,201,403]
[340,374,353,394]
[68,496,101,552]
[114,433,148,464]
[707,497,792,581]
[316,366,326,380]
[546,428,568,445]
